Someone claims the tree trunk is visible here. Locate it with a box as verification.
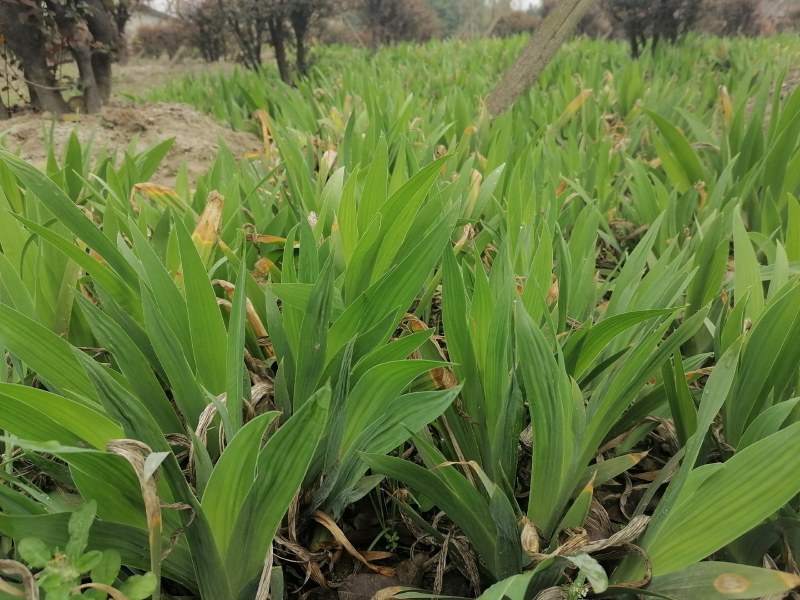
[268,17,292,85]
[82,0,119,103]
[51,5,104,113]
[0,5,70,115]
[290,10,310,76]
[485,0,595,117]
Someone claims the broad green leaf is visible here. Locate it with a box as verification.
[294,259,335,409]
[140,285,207,427]
[646,421,800,575]
[0,303,97,402]
[569,552,608,594]
[175,216,228,395]
[202,412,279,558]
[563,308,677,379]
[662,351,697,446]
[18,537,51,568]
[226,385,330,596]
[370,157,446,282]
[11,214,140,316]
[787,194,800,262]
[118,572,159,600]
[0,384,122,449]
[515,302,572,536]
[74,294,182,434]
[129,221,194,362]
[66,500,97,559]
[342,360,447,452]
[619,339,742,581]
[0,150,138,283]
[738,397,800,450]
[644,561,800,599]
[726,281,800,444]
[732,208,764,322]
[647,111,706,190]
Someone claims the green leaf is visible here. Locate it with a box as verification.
[738,397,800,450]
[225,259,249,434]
[73,549,103,573]
[175,215,228,395]
[515,302,572,536]
[293,259,336,410]
[644,561,800,600]
[787,194,800,262]
[118,571,159,600]
[362,450,498,578]
[569,552,608,593]
[342,360,448,452]
[225,386,330,596]
[66,500,97,559]
[726,281,800,444]
[12,214,139,316]
[647,111,706,190]
[0,513,196,592]
[0,149,138,283]
[370,157,447,283]
[17,537,51,568]
[563,308,677,379]
[646,421,800,575]
[74,294,182,434]
[0,303,98,402]
[662,351,697,447]
[732,208,765,322]
[140,285,208,427]
[90,549,122,586]
[0,383,122,449]
[202,412,279,557]
[619,339,743,581]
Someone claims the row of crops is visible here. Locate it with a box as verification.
[1,34,800,599]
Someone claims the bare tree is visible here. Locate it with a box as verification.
[359,0,442,47]
[0,0,121,115]
[604,0,700,57]
[700,0,763,36]
[181,0,229,62]
[215,0,336,82]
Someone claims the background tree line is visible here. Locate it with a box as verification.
[2,0,799,118]
[152,0,800,74]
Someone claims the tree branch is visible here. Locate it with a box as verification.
[486,0,595,117]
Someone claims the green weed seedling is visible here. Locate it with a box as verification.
[7,501,155,600]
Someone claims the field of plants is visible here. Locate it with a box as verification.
[2,33,800,600]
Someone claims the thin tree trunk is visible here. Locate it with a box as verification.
[268,17,292,85]
[485,0,595,117]
[290,11,310,76]
[56,15,103,112]
[82,0,119,103]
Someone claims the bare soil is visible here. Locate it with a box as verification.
[0,58,258,186]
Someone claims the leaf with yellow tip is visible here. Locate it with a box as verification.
[718,85,734,127]
[192,191,225,267]
[552,88,593,130]
[253,108,273,160]
[129,182,185,214]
